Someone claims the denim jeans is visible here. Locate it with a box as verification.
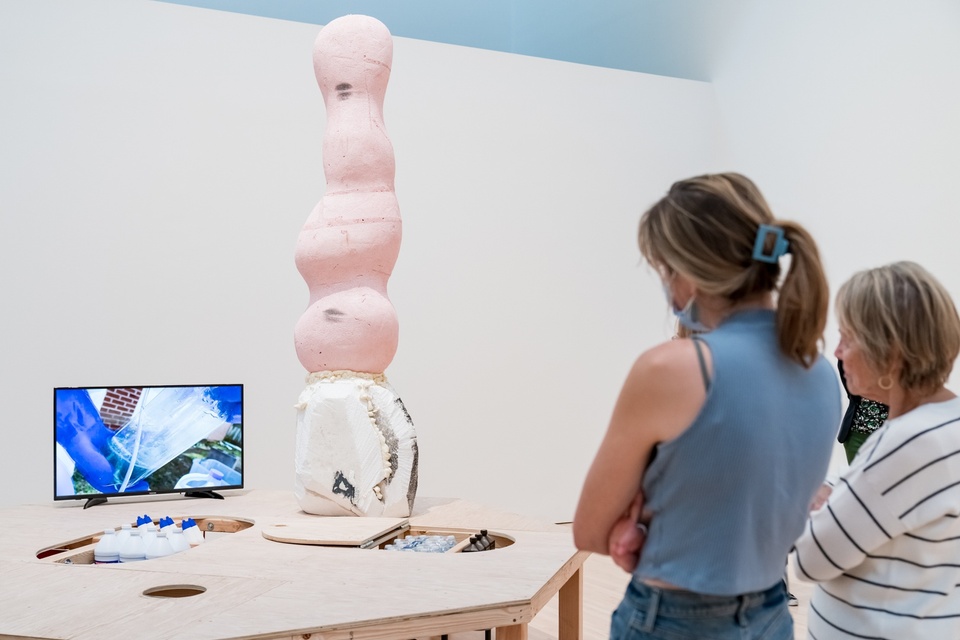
[610,579,794,640]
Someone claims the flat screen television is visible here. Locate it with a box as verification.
[54,384,243,508]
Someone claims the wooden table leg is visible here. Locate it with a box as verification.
[558,565,584,640]
[495,623,529,640]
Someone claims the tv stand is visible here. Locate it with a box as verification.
[184,490,224,500]
[82,497,108,509]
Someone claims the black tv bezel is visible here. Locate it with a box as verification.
[53,383,244,506]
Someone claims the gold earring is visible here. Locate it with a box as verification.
[878,375,894,390]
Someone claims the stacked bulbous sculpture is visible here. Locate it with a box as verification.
[293,15,417,516]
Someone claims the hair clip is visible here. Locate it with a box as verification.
[753,224,790,263]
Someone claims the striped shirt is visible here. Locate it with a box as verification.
[793,396,960,639]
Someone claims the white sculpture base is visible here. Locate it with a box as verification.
[294,371,418,516]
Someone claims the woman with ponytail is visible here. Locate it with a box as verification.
[573,173,840,640]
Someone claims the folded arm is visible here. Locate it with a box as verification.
[793,474,906,583]
[573,339,708,556]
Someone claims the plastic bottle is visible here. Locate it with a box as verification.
[118,528,146,562]
[138,519,157,547]
[144,531,174,560]
[478,529,493,551]
[461,535,480,553]
[158,516,176,534]
[94,529,120,564]
[116,523,133,547]
[137,515,155,536]
[181,518,205,547]
[168,527,190,554]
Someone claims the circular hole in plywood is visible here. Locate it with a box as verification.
[143,584,207,599]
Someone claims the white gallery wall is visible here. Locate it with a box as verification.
[2,0,958,520]
[0,0,720,517]
[713,1,960,365]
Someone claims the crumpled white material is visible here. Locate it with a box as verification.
[294,374,417,516]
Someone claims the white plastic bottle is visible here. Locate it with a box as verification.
[94,529,119,564]
[116,523,133,547]
[168,527,190,554]
[118,528,146,562]
[144,531,174,560]
[138,520,157,547]
[181,518,204,547]
[158,516,177,535]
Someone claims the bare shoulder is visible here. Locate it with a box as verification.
[617,338,710,440]
[628,338,710,388]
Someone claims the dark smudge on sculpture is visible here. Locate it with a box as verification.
[293,15,418,517]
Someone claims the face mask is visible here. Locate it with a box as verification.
[662,282,711,333]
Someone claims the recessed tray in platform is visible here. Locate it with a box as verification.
[36,515,254,564]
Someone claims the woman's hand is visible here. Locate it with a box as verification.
[607,492,648,573]
[810,483,832,512]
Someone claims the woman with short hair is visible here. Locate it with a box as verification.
[574,173,840,640]
[794,261,960,639]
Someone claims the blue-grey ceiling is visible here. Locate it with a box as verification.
[155,0,743,81]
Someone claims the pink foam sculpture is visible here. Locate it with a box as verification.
[292,15,417,517]
[294,15,400,374]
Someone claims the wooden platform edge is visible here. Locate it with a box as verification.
[241,601,534,640]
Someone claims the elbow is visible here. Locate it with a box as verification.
[790,550,817,584]
[792,544,845,584]
[572,519,606,554]
[572,523,588,551]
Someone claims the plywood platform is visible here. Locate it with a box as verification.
[0,490,588,640]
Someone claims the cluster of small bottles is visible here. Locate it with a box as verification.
[381,529,496,553]
[461,530,495,553]
[93,514,205,564]
[383,534,457,552]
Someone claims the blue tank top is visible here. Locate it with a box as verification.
[636,309,839,596]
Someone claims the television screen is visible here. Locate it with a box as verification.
[54,384,243,505]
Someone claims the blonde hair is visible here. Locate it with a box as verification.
[638,172,828,367]
[836,261,960,394]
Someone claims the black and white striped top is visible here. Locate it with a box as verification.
[793,396,960,639]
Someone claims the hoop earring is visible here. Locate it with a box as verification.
[878,376,894,390]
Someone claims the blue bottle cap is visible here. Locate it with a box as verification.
[136,515,150,526]
[181,517,196,530]
[159,516,174,528]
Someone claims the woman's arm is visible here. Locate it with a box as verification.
[607,492,648,572]
[793,471,907,583]
[572,339,708,554]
